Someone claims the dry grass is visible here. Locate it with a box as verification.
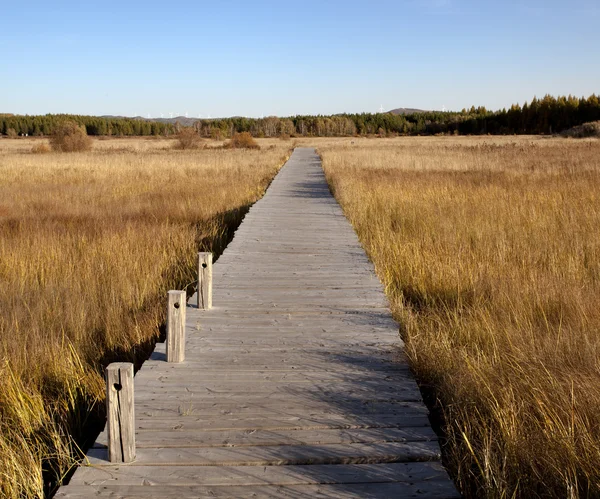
[0,137,290,498]
[320,136,600,498]
[31,142,52,154]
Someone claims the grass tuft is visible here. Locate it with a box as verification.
[31,142,52,154]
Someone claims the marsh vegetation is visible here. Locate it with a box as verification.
[2,133,599,498]
[0,137,289,497]
[321,136,600,498]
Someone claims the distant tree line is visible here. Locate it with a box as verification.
[0,114,175,137]
[2,94,599,138]
[421,94,600,135]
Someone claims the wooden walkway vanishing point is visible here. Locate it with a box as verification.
[57,148,459,498]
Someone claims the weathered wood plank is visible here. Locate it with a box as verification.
[70,461,449,486]
[130,401,429,419]
[93,426,438,448]
[57,481,461,499]
[132,389,422,402]
[134,372,416,385]
[133,413,432,431]
[129,386,422,400]
[86,441,442,466]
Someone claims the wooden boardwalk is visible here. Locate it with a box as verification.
[57,148,459,498]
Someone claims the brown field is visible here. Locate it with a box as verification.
[3,134,600,498]
[319,136,600,498]
[0,136,290,498]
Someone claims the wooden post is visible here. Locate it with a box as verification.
[167,290,186,363]
[105,363,135,463]
[198,252,213,310]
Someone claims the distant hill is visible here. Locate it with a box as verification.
[100,111,431,124]
[388,108,427,115]
[99,110,430,123]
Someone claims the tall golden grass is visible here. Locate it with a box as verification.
[0,137,289,498]
[320,136,600,498]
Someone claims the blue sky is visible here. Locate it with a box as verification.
[1,0,598,117]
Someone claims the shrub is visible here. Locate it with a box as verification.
[561,121,600,138]
[6,128,17,138]
[31,142,52,154]
[226,132,260,150]
[279,133,291,141]
[50,121,92,152]
[174,127,202,150]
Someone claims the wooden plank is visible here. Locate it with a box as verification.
[133,413,432,431]
[131,393,424,407]
[149,348,402,357]
[70,461,450,486]
[134,372,416,385]
[135,365,409,374]
[128,385,422,399]
[135,374,417,385]
[93,426,438,448]
[135,365,408,374]
[86,441,442,466]
[138,358,408,368]
[150,344,403,358]
[131,386,422,399]
[57,481,461,499]
[130,400,429,418]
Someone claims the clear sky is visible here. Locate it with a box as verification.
[1,0,598,118]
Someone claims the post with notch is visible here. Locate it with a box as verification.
[167,290,187,363]
[105,362,135,463]
[198,252,213,310]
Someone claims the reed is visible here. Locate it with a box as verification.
[0,137,289,497]
[320,136,600,498]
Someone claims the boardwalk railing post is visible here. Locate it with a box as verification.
[198,252,213,310]
[167,290,186,363]
[105,362,135,463]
